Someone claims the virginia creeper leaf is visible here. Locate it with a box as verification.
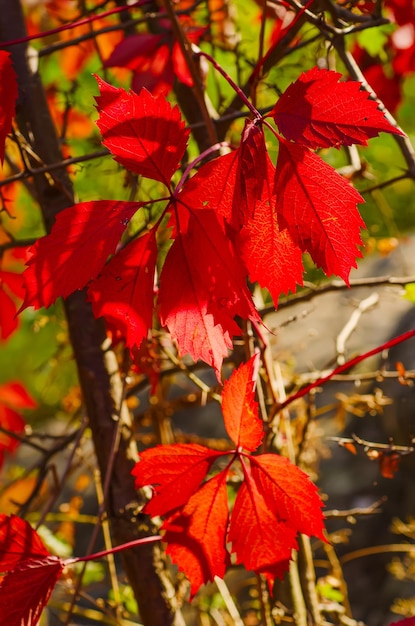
[0,51,18,164]
[21,200,139,310]
[0,514,50,573]
[238,155,303,301]
[228,468,298,581]
[0,556,64,626]
[132,443,223,517]
[271,66,404,149]
[163,471,229,597]
[222,354,263,451]
[0,381,36,411]
[0,270,25,339]
[250,454,326,541]
[275,140,365,283]
[87,229,158,350]
[158,207,259,378]
[95,75,190,186]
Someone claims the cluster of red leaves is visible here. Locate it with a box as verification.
[104,9,206,96]
[20,67,402,378]
[0,382,36,469]
[133,355,325,595]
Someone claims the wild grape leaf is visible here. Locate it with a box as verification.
[158,207,259,378]
[275,140,365,283]
[163,471,229,598]
[0,556,64,626]
[0,51,18,164]
[21,200,139,310]
[132,443,222,517]
[87,229,158,350]
[222,354,263,452]
[238,156,303,302]
[95,75,190,186]
[271,66,404,149]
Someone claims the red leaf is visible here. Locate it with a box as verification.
[228,469,297,580]
[249,454,326,541]
[176,151,239,224]
[132,443,222,517]
[0,406,25,460]
[0,382,37,410]
[0,271,25,340]
[222,355,263,452]
[87,230,158,350]
[0,557,64,626]
[163,471,229,597]
[0,51,18,164]
[158,207,258,378]
[275,140,365,283]
[0,514,51,574]
[238,156,303,301]
[0,283,19,340]
[233,121,269,228]
[95,76,189,186]
[271,67,404,149]
[390,618,415,626]
[21,200,138,310]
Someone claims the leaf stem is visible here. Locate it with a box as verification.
[195,50,261,119]
[67,535,162,565]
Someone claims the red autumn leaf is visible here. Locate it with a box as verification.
[0,514,50,574]
[0,381,37,411]
[132,358,326,595]
[95,76,190,187]
[0,270,25,340]
[176,150,239,224]
[271,66,404,149]
[228,469,298,581]
[158,206,258,378]
[132,443,223,517]
[0,557,64,626]
[0,516,65,625]
[0,515,64,625]
[237,155,304,301]
[222,354,263,452]
[163,471,229,597]
[87,229,158,350]
[274,140,365,283]
[0,383,35,468]
[21,200,139,310]
[0,51,18,165]
[390,618,415,626]
[249,454,326,541]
